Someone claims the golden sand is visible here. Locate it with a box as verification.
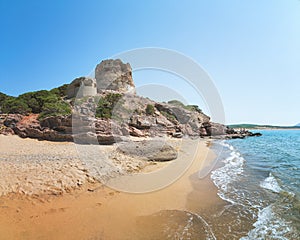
[0,136,223,239]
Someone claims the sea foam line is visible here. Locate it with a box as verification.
[260,172,283,193]
[240,205,293,240]
[211,142,245,204]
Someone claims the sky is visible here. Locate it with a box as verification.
[0,0,299,125]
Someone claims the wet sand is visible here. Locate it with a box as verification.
[0,135,224,240]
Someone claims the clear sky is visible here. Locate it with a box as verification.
[0,0,299,125]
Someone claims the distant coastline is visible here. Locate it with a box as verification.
[228,123,300,130]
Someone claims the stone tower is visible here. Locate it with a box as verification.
[67,77,97,98]
[95,59,135,93]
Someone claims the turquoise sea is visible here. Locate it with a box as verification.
[210,130,300,239]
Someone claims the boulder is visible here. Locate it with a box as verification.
[117,140,178,162]
[149,144,178,161]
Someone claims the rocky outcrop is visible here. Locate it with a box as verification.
[0,58,262,143]
[95,59,135,93]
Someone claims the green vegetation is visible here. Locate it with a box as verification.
[96,93,123,119]
[145,104,155,115]
[160,110,177,122]
[0,92,9,103]
[0,89,71,119]
[184,105,203,113]
[167,100,202,113]
[228,123,300,129]
[39,101,71,119]
[167,100,185,107]
[1,97,31,114]
[50,84,69,97]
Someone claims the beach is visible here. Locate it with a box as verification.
[0,135,223,240]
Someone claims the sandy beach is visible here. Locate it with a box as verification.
[0,135,224,240]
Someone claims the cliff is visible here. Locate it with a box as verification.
[0,59,260,143]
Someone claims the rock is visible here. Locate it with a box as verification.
[129,127,145,137]
[67,77,97,99]
[0,126,14,135]
[172,132,183,138]
[149,144,178,161]
[95,59,135,93]
[40,115,72,130]
[200,127,207,136]
[210,122,227,136]
[248,132,262,137]
[129,115,156,129]
[180,124,199,137]
[117,140,178,162]
[3,114,23,128]
[156,115,173,127]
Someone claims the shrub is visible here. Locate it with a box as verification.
[161,110,177,122]
[38,101,71,119]
[96,93,123,119]
[50,84,69,97]
[168,99,202,113]
[1,97,31,114]
[185,105,203,113]
[0,92,9,103]
[0,89,72,118]
[145,104,155,115]
[167,100,185,108]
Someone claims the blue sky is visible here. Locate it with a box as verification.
[0,0,299,125]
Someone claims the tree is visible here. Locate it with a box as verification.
[1,97,31,114]
[39,101,71,119]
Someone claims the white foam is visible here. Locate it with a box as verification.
[260,173,283,193]
[211,142,245,203]
[193,212,217,240]
[240,205,292,240]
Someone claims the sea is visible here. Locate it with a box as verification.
[136,130,300,240]
[209,130,300,239]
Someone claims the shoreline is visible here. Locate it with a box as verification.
[0,135,224,239]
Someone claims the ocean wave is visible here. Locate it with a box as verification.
[211,142,245,203]
[240,205,296,240]
[260,172,283,193]
[137,210,216,240]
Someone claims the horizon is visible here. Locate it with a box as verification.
[1,1,299,126]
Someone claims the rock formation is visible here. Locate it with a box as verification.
[95,59,135,93]
[0,58,261,144]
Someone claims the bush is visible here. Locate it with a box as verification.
[160,110,177,122]
[0,92,9,103]
[168,99,202,113]
[38,101,71,119]
[96,93,123,119]
[185,105,203,113]
[0,89,72,118]
[50,84,69,97]
[167,100,185,107]
[145,104,155,115]
[1,97,31,114]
